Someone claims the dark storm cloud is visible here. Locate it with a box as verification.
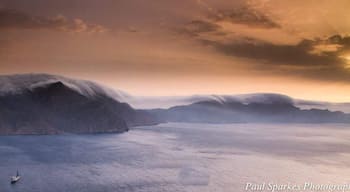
[210,6,281,29]
[0,8,107,32]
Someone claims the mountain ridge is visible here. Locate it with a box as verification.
[0,73,349,135]
[0,74,157,135]
[148,96,350,124]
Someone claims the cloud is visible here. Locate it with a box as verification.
[182,20,222,36]
[179,2,297,45]
[210,6,281,29]
[308,35,350,55]
[178,1,350,82]
[201,38,340,67]
[0,8,107,33]
[199,35,350,82]
[181,16,350,81]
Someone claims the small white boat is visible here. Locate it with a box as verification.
[10,171,21,184]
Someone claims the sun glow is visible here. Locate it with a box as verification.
[341,55,350,69]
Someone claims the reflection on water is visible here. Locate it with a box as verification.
[1,123,350,192]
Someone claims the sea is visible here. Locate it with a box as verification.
[1,123,350,192]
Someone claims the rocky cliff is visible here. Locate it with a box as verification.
[0,74,156,135]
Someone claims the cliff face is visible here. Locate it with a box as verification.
[0,74,156,135]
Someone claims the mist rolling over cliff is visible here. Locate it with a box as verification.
[0,74,156,135]
[0,74,349,135]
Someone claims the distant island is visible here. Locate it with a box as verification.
[0,74,349,135]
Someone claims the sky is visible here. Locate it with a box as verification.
[1,0,350,102]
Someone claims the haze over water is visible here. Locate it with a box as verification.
[1,123,350,192]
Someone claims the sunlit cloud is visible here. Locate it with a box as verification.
[177,1,350,83]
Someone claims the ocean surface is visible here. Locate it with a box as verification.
[1,123,350,192]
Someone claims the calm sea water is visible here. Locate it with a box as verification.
[1,123,350,192]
